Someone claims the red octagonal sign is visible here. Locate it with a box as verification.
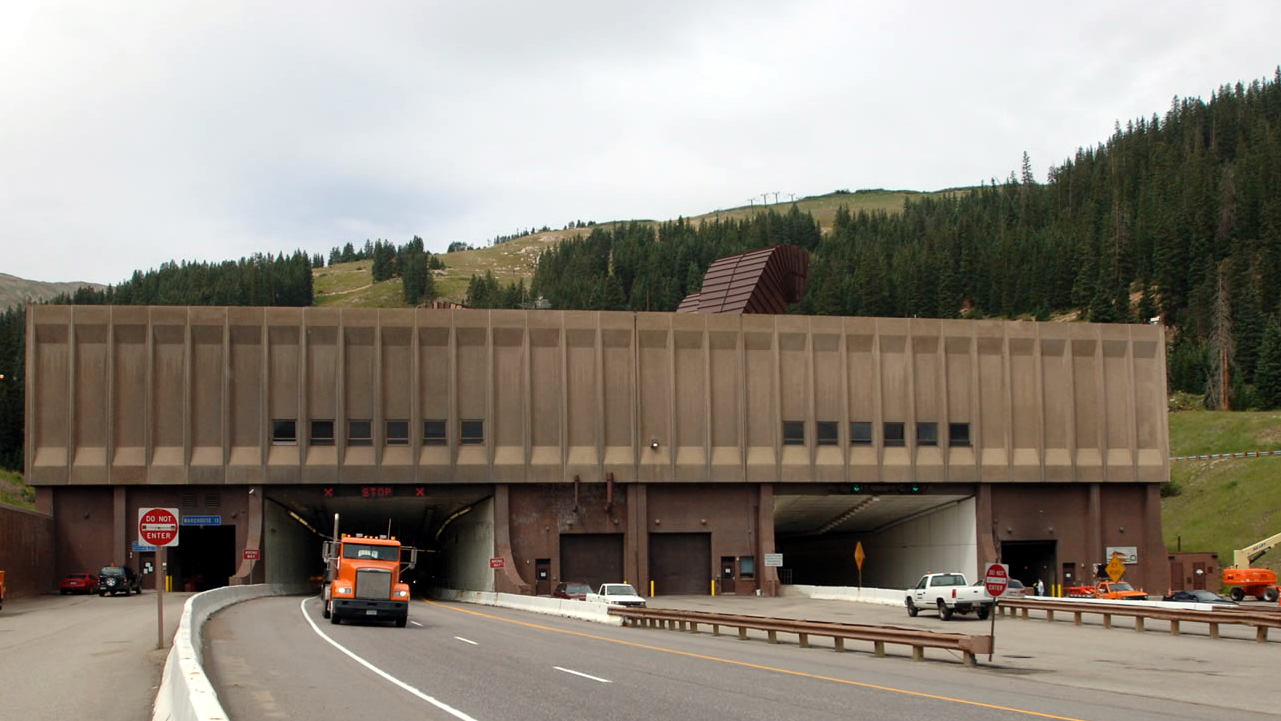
[139,507,180,548]
[984,562,1009,597]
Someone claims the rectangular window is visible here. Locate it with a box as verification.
[310,420,335,446]
[917,422,938,446]
[460,420,484,445]
[782,420,805,446]
[386,420,409,445]
[739,556,755,579]
[423,420,447,445]
[348,420,372,446]
[816,421,838,446]
[850,421,872,445]
[884,422,906,447]
[949,422,971,447]
[271,419,296,445]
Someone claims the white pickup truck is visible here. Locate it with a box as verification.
[906,572,994,620]
[586,583,647,607]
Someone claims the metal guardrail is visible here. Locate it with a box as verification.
[997,598,1281,642]
[607,607,994,666]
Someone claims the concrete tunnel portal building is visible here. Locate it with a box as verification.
[25,304,1171,597]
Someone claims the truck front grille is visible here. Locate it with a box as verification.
[356,568,392,600]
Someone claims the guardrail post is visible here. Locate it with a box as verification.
[738,627,747,640]
[1170,620,1180,635]
[1073,611,1081,625]
[712,623,720,636]
[1021,608,1029,619]
[688,622,698,633]
[833,637,845,652]
[1134,617,1145,632]
[962,651,976,667]
[767,630,778,644]
[1103,614,1111,629]
[1257,627,1268,643]
[912,646,924,662]
[798,632,809,648]
[1209,622,1219,639]
[874,641,885,656]
[1046,610,1055,623]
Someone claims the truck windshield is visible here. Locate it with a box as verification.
[1111,582,1134,591]
[342,543,398,561]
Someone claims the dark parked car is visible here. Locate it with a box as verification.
[1162,589,1238,605]
[552,582,592,601]
[60,573,99,595]
[98,566,141,596]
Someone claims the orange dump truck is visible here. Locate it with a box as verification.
[321,516,417,627]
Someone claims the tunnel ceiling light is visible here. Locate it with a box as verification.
[813,496,880,535]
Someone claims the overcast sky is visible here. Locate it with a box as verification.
[3,2,1279,284]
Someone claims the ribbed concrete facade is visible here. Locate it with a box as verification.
[24,305,1171,594]
[26,306,1168,486]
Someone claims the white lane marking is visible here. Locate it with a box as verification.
[553,666,612,683]
[299,598,480,721]
[454,636,478,645]
[411,621,424,627]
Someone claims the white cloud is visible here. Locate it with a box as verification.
[2,0,1279,282]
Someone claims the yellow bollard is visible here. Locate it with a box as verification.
[650,580,655,597]
[711,579,716,596]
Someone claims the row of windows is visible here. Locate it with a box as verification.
[273,419,971,448]
[271,419,484,446]
[783,421,971,447]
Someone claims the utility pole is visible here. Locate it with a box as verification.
[761,192,769,206]
[748,198,755,207]
[773,191,780,204]
[788,193,796,202]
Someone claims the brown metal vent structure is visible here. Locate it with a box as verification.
[676,244,809,314]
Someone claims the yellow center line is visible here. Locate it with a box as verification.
[423,599,1090,721]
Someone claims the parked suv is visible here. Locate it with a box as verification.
[98,566,141,596]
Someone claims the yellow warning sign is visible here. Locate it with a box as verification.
[1105,556,1126,582]
[855,541,865,570]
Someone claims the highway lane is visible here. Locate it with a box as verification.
[0,589,189,721]
[204,596,1278,721]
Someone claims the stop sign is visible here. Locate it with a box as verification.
[139,507,180,547]
[984,562,1010,597]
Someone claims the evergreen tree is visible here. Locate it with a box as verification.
[1255,320,1281,409]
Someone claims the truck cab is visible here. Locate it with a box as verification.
[321,532,417,627]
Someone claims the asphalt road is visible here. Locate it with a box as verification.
[203,595,1280,721]
[0,588,189,721]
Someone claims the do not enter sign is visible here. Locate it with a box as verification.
[984,562,1010,597]
[139,507,180,547]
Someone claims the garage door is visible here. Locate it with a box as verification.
[560,534,623,589]
[649,533,710,595]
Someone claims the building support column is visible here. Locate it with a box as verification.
[628,483,647,591]
[492,483,530,594]
[1088,482,1102,575]
[1143,482,1168,592]
[976,483,996,566]
[757,483,778,596]
[230,484,264,585]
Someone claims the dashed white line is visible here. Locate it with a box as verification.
[454,636,478,645]
[299,598,480,721]
[410,621,424,627]
[553,666,611,683]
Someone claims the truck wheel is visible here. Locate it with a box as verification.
[322,601,330,619]
[330,609,341,625]
[1264,588,1279,603]
[977,606,990,620]
[905,599,918,617]
[937,599,953,621]
[395,615,408,628]
[1229,587,1245,602]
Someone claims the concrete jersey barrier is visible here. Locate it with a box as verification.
[152,583,310,721]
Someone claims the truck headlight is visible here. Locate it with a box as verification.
[336,586,352,595]
[395,590,408,598]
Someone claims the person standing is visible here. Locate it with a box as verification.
[1036,578,1045,596]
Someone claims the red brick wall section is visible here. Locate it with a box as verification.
[0,503,55,599]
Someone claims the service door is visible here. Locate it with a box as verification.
[720,556,737,595]
[649,533,711,596]
[560,534,624,590]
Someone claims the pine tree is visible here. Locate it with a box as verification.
[1254,320,1281,409]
